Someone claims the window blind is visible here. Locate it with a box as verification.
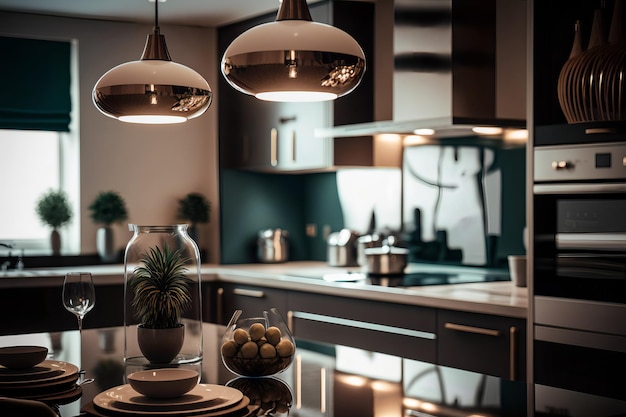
[0,36,71,132]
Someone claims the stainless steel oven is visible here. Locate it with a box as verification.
[533,143,626,415]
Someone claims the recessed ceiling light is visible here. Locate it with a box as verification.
[413,128,435,136]
[472,126,503,135]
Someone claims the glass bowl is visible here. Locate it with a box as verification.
[221,308,295,377]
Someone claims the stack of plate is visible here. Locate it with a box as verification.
[0,360,82,404]
[88,383,254,416]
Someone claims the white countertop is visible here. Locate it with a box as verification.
[0,261,528,318]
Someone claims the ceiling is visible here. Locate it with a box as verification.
[0,0,289,27]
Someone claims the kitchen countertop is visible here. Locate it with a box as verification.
[0,261,528,318]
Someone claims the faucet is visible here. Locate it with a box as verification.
[0,242,14,249]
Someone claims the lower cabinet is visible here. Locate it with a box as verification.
[287,292,437,363]
[214,282,526,382]
[437,309,526,381]
[215,283,289,325]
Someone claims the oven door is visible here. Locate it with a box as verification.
[533,181,626,414]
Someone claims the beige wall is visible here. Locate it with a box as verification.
[0,12,220,263]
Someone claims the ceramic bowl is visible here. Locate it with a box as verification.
[128,368,199,398]
[0,346,48,369]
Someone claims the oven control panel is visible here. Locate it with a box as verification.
[535,142,626,182]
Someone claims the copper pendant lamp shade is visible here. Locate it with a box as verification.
[93,2,212,124]
[221,0,366,102]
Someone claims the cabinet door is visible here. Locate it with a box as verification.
[216,283,289,326]
[275,102,331,170]
[437,310,526,381]
[288,291,437,362]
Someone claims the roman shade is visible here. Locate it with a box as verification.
[0,36,71,132]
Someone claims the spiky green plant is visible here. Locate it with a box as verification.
[130,244,193,329]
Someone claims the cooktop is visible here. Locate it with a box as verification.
[319,270,511,287]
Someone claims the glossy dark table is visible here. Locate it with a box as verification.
[0,323,296,417]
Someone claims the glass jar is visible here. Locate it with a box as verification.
[221,308,295,377]
[123,224,203,377]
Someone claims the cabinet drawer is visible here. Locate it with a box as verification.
[288,292,437,362]
[437,310,526,381]
[217,284,288,325]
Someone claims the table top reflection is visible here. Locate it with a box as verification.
[0,323,294,417]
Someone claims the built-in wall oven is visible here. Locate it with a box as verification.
[533,142,626,416]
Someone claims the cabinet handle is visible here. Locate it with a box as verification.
[270,128,278,167]
[444,322,501,337]
[509,326,518,380]
[233,288,265,298]
[291,130,296,162]
[217,287,224,325]
[287,310,295,336]
[320,367,327,413]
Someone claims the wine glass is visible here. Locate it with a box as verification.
[62,272,96,337]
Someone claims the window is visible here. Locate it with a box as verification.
[0,36,79,255]
[0,129,79,254]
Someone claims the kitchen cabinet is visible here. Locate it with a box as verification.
[215,283,289,326]
[288,291,437,363]
[218,0,384,172]
[437,309,526,381]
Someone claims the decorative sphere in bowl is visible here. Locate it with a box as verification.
[0,346,48,369]
[128,368,199,398]
[221,308,295,377]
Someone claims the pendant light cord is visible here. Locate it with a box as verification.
[154,0,160,32]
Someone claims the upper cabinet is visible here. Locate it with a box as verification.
[218,0,399,172]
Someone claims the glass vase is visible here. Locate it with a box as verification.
[123,224,203,378]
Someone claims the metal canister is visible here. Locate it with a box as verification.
[257,229,289,263]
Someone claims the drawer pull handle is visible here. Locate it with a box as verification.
[510,326,518,380]
[444,322,501,337]
[233,288,265,298]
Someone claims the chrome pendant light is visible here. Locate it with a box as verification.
[221,0,366,102]
[92,1,212,124]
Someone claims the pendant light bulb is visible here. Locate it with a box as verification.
[221,0,366,102]
[93,1,212,124]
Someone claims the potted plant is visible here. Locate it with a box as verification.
[35,190,72,255]
[129,243,193,364]
[177,193,210,244]
[89,191,128,263]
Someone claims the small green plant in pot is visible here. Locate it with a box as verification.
[35,190,72,255]
[89,191,128,263]
[130,244,193,363]
[177,193,210,244]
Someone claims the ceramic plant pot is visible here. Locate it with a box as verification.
[137,324,185,364]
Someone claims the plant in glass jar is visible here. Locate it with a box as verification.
[129,243,193,364]
[89,191,128,263]
[35,190,72,255]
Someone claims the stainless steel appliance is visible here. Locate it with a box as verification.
[257,229,289,263]
[533,142,626,415]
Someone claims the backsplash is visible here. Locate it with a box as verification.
[402,143,526,267]
[219,143,525,267]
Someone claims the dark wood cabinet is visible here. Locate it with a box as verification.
[215,283,289,326]
[217,0,380,172]
[288,291,437,363]
[437,309,526,381]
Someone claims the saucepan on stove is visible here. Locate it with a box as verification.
[364,242,409,275]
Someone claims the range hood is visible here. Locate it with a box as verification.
[315,0,527,142]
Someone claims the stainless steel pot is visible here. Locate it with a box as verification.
[257,229,289,263]
[364,245,409,275]
[327,229,359,267]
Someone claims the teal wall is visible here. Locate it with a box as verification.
[219,145,526,266]
[219,170,343,264]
